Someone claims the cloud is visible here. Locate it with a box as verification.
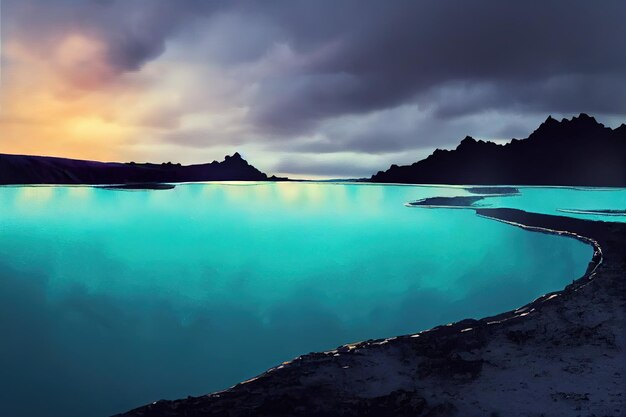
[423,75,626,120]
[272,106,558,161]
[273,158,378,178]
[4,0,220,77]
[240,0,626,134]
[2,0,626,175]
[271,151,419,178]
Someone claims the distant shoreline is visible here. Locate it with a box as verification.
[2,181,625,189]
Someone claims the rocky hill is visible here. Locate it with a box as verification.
[370,114,626,186]
[0,152,272,184]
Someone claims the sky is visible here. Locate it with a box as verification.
[1,1,625,178]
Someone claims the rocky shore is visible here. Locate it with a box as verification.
[117,208,625,417]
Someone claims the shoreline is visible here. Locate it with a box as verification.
[117,208,625,417]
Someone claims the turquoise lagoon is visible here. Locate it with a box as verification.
[0,183,623,417]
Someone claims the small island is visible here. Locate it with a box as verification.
[465,186,520,195]
[408,195,486,208]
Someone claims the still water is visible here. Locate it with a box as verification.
[1,182,619,416]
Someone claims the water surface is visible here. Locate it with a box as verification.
[0,183,604,416]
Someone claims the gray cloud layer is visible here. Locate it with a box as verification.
[244,1,626,129]
[4,0,626,176]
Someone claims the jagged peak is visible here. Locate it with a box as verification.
[538,115,560,128]
[575,112,594,120]
[529,116,561,138]
[458,136,476,145]
[571,113,604,129]
[224,152,247,163]
[544,113,600,126]
[454,136,478,150]
[561,113,600,126]
[530,113,606,140]
[226,152,242,159]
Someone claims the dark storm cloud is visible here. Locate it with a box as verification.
[293,131,413,154]
[272,106,551,157]
[10,0,626,106]
[425,75,626,120]
[4,0,625,164]
[244,0,626,132]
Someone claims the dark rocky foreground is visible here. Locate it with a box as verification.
[116,208,625,417]
[0,152,279,185]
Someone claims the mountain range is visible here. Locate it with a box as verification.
[370,113,626,187]
[1,114,625,186]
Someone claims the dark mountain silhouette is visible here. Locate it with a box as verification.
[0,152,276,185]
[370,114,626,186]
